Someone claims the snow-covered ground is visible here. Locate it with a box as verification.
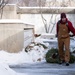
[0,63,17,75]
[0,34,49,75]
[0,44,48,75]
[0,33,75,75]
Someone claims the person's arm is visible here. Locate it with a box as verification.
[68,21,75,36]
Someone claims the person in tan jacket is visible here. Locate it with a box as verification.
[56,13,75,66]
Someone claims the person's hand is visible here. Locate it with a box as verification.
[70,34,74,37]
[55,34,58,37]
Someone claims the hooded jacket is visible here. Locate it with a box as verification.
[56,13,75,36]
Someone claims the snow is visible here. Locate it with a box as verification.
[0,33,75,75]
[35,33,75,51]
[0,36,48,75]
[0,19,34,26]
[0,47,47,66]
[19,7,75,9]
[0,46,46,75]
[0,63,17,75]
[0,19,24,23]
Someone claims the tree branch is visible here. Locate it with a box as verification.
[0,0,9,19]
[50,14,58,33]
[39,0,48,33]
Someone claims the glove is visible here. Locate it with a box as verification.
[55,34,58,37]
[70,34,74,37]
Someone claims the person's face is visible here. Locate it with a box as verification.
[61,17,66,22]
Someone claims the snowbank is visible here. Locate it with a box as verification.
[0,34,75,66]
[0,63,17,75]
[0,34,75,75]
[0,44,47,66]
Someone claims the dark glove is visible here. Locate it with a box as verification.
[55,34,58,37]
[70,34,74,37]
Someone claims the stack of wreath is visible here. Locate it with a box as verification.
[45,48,75,63]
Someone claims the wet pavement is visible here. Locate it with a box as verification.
[10,62,75,75]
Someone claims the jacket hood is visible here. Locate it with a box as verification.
[60,13,67,24]
[61,13,66,19]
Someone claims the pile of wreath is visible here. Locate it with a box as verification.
[45,48,75,63]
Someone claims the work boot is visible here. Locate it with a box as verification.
[66,62,69,66]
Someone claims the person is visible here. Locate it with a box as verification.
[56,13,75,66]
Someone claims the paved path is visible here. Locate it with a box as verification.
[10,62,75,75]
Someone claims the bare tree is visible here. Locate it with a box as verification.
[67,0,72,6]
[39,0,73,33]
[0,0,9,19]
[60,0,72,7]
[50,14,58,33]
[17,0,30,6]
[37,0,46,7]
[38,0,58,33]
